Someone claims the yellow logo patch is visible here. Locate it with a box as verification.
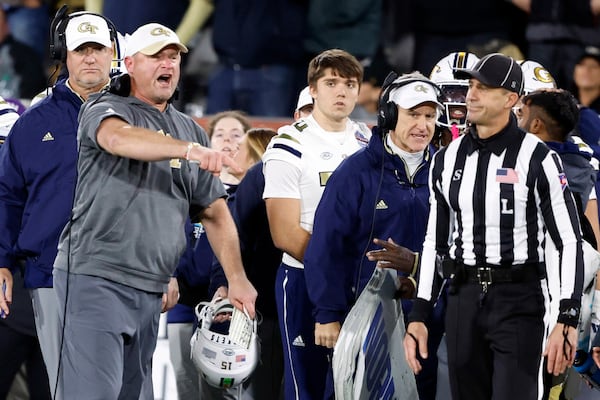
[77,22,99,35]
[151,27,172,37]
[319,171,333,186]
[533,67,554,84]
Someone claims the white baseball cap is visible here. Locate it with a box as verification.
[389,81,442,109]
[65,14,113,51]
[124,23,188,57]
[296,86,313,111]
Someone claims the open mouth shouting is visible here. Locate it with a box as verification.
[157,74,173,87]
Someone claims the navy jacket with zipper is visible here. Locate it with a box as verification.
[0,79,80,288]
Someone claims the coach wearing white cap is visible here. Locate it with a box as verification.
[304,72,444,399]
[51,22,257,399]
[0,6,115,397]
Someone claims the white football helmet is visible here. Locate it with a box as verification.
[429,52,480,131]
[0,96,20,145]
[111,31,128,77]
[190,298,259,389]
[519,60,556,95]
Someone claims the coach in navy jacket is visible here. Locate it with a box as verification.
[304,128,432,322]
[0,75,104,395]
[304,73,446,399]
[0,79,80,289]
[0,12,114,392]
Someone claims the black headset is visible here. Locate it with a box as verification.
[108,72,131,96]
[49,5,117,62]
[377,71,443,133]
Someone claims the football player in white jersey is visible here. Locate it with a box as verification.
[262,48,371,400]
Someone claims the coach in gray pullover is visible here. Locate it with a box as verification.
[52,22,257,399]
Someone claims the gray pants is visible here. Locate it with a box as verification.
[31,287,61,396]
[168,321,244,400]
[168,322,200,399]
[53,269,161,399]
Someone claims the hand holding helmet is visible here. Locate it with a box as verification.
[190,298,260,389]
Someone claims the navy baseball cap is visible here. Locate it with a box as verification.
[454,53,523,95]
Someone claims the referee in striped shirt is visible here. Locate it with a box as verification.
[403,53,585,400]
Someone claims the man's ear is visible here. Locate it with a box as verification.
[124,55,134,72]
[506,92,520,109]
[528,117,543,134]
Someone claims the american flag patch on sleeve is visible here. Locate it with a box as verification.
[496,168,519,184]
[558,173,569,190]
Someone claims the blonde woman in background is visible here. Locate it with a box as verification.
[203,127,281,400]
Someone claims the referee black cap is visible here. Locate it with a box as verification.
[454,53,523,95]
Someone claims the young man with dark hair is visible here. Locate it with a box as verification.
[262,48,371,399]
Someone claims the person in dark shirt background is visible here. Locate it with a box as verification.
[0,6,46,99]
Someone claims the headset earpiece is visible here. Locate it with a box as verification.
[49,6,117,63]
[377,72,397,132]
[377,99,399,133]
[49,5,68,62]
[108,73,131,96]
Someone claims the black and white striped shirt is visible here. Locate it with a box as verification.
[416,116,584,310]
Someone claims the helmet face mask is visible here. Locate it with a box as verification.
[430,52,480,132]
[190,299,260,389]
[438,84,469,128]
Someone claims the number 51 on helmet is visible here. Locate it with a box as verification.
[190,298,260,389]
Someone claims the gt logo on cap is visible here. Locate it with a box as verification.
[414,84,429,93]
[150,27,172,37]
[77,22,99,35]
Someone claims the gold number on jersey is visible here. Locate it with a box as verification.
[319,171,333,186]
[293,121,308,132]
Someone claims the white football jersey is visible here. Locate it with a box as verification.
[263,114,370,268]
